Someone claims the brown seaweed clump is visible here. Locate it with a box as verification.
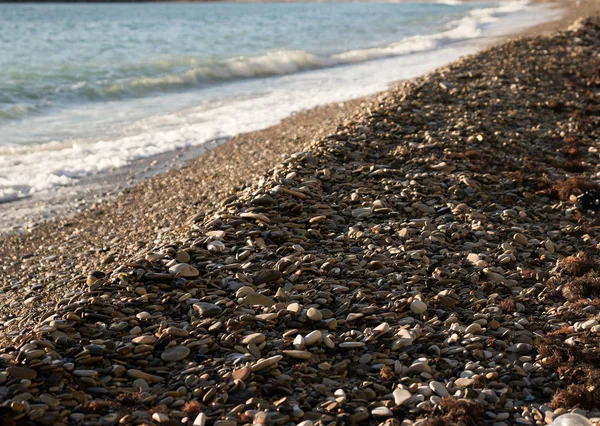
[420,398,484,426]
[536,336,600,410]
[557,251,597,277]
[182,400,202,416]
[550,368,600,411]
[553,176,596,201]
[561,272,600,302]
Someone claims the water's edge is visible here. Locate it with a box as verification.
[0,2,564,235]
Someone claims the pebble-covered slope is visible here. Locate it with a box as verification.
[1,17,600,426]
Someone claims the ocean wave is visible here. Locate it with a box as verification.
[0,2,526,123]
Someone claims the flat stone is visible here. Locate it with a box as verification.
[127,369,164,383]
[164,327,190,337]
[193,413,207,426]
[410,299,427,314]
[152,413,169,423]
[242,333,266,345]
[250,355,282,372]
[455,378,474,388]
[169,263,199,278]
[408,361,431,374]
[84,344,106,356]
[72,370,98,377]
[132,378,149,391]
[486,270,505,284]
[193,302,222,318]
[339,341,365,348]
[132,335,156,345]
[287,302,301,313]
[371,407,393,417]
[393,388,412,406]
[232,367,252,381]
[304,330,322,346]
[582,319,598,330]
[7,367,37,380]
[161,346,190,362]
[465,323,482,334]
[240,293,275,307]
[240,212,270,223]
[429,381,449,397]
[307,307,323,321]
[283,350,312,360]
[40,394,60,407]
[207,240,225,253]
[252,269,282,284]
[513,233,528,245]
[100,413,120,426]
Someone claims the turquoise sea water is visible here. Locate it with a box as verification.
[0,1,554,205]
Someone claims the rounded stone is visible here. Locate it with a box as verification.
[193,302,222,318]
[307,307,323,321]
[410,299,427,314]
[161,346,191,362]
[371,407,393,417]
[7,367,37,380]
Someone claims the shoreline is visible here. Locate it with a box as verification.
[0,9,599,424]
[0,0,565,236]
[0,2,583,321]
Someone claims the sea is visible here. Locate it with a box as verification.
[0,1,561,231]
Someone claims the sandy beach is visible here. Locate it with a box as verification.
[1,0,600,424]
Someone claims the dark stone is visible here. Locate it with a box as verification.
[252,269,282,285]
[193,302,222,318]
[251,196,277,206]
[227,389,256,405]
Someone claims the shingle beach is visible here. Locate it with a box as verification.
[1,3,600,425]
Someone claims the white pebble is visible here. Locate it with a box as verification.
[410,299,427,314]
[549,414,593,426]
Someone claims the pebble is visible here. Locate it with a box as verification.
[241,333,266,345]
[304,330,321,346]
[465,323,482,334]
[6,367,36,380]
[549,414,593,426]
[393,388,412,406]
[513,232,529,245]
[307,307,323,321]
[240,293,276,306]
[169,263,199,278]
[132,335,156,345]
[339,341,366,348]
[232,367,251,381]
[152,413,169,423]
[455,378,474,388]
[72,369,98,377]
[250,355,282,372]
[193,413,207,426]
[429,381,449,397]
[193,302,222,317]
[1,21,600,426]
[408,361,431,374]
[410,299,427,314]
[161,346,191,362]
[371,407,393,417]
[127,369,164,383]
[283,350,312,359]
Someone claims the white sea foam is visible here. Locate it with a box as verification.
[1,2,525,112]
[0,0,560,207]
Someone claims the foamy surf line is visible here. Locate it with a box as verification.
[0,0,525,124]
[0,0,563,232]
